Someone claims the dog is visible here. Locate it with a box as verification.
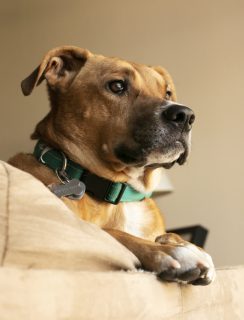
[9,46,215,285]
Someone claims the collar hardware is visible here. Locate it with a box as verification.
[81,171,128,205]
[39,146,52,164]
[109,183,127,205]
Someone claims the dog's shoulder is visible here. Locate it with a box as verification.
[8,153,58,185]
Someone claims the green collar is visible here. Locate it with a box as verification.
[34,141,152,204]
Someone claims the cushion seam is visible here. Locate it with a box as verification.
[0,163,10,266]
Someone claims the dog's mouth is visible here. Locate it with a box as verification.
[146,140,189,169]
[146,151,187,169]
[114,139,189,169]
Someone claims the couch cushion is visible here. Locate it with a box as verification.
[0,161,139,271]
[0,266,244,320]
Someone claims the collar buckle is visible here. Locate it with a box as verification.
[106,183,127,205]
[81,172,127,205]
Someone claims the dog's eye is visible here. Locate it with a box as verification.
[165,90,172,100]
[165,84,172,100]
[108,80,127,95]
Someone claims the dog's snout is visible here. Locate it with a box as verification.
[162,103,195,130]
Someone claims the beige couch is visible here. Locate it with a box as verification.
[0,160,244,320]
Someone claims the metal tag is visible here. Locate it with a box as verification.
[48,179,86,200]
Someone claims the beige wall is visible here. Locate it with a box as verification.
[1,0,244,266]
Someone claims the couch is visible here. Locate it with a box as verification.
[0,161,243,319]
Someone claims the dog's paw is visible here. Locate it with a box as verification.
[146,233,216,285]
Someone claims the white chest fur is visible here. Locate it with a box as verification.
[122,201,153,238]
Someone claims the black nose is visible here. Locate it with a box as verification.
[162,103,195,130]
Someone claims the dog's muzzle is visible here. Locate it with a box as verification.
[114,100,195,168]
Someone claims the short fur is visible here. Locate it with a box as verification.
[9,46,215,285]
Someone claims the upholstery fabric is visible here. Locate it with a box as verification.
[0,161,243,319]
[0,161,139,271]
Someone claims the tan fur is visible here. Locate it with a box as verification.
[9,46,215,284]
[9,153,165,241]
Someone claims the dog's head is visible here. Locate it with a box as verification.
[22,46,195,184]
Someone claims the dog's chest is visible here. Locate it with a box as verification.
[120,200,165,241]
[121,201,154,238]
[63,195,164,241]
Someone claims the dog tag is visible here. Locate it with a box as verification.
[49,179,86,200]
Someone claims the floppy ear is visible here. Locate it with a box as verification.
[153,66,177,101]
[21,46,91,96]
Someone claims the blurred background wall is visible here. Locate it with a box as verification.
[1,0,244,266]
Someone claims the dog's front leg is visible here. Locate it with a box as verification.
[105,229,215,285]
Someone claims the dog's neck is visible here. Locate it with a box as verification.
[125,166,162,193]
[35,135,161,195]
[61,142,161,194]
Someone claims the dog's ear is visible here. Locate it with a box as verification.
[152,66,177,101]
[21,46,91,96]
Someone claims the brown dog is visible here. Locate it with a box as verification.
[9,46,215,285]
